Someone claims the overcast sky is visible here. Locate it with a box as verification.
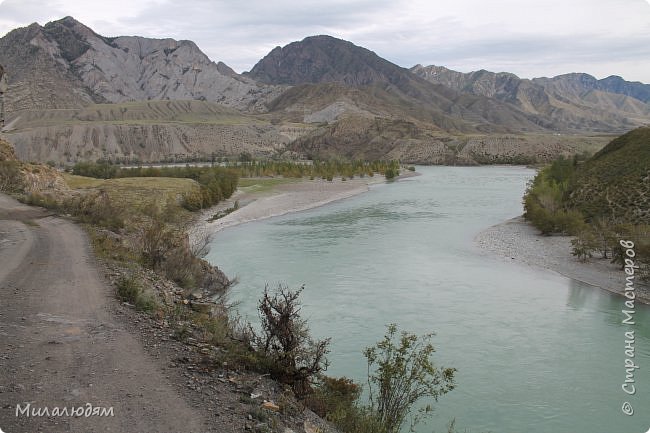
[1,0,649,82]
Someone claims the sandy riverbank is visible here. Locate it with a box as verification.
[475,216,649,303]
[194,175,390,236]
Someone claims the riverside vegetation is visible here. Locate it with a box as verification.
[2,139,457,433]
[523,127,650,278]
[72,159,403,183]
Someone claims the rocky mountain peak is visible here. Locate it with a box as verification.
[0,17,282,112]
[247,34,410,87]
[49,16,96,35]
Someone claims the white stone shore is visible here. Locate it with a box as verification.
[475,216,649,303]
[197,176,384,234]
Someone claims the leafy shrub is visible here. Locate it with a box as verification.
[523,158,585,235]
[73,161,117,179]
[306,325,456,433]
[181,188,204,211]
[364,324,456,433]
[116,276,140,303]
[326,404,388,433]
[384,167,398,180]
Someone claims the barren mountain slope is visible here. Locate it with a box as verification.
[0,20,636,164]
[249,35,552,134]
[411,65,649,133]
[0,17,282,113]
[4,100,314,163]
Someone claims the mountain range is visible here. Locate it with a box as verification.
[0,17,648,164]
[411,65,649,132]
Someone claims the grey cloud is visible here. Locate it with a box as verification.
[373,31,650,80]
[0,0,62,22]
[111,0,398,70]
[0,0,69,32]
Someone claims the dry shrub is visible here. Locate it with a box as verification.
[252,285,330,398]
[63,190,124,229]
[0,161,24,192]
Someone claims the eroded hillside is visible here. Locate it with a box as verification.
[1,19,646,165]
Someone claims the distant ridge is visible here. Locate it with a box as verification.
[0,18,647,164]
[411,65,649,133]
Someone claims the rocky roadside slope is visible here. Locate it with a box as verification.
[0,137,339,433]
[99,262,336,433]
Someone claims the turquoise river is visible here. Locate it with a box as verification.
[206,166,650,433]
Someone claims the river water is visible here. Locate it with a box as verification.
[206,166,650,433]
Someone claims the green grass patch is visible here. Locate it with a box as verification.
[62,174,106,189]
[64,174,197,215]
[102,177,196,207]
[238,177,301,193]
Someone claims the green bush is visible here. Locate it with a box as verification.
[571,230,597,262]
[181,188,204,211]
[163,245,202,289]
[306,325,456,433]
[384,167,398,180]
[116,276,140,303]
[523,157,585,235]
[363,324,456,433]
[72,161,117,179]
[116,276,157,312]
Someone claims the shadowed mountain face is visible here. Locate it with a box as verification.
[0,17,281,113]
[0,20,103,111]
[248,35,417,87]
[596,75,650,103]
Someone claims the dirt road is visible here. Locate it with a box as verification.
[0,194,208,432]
